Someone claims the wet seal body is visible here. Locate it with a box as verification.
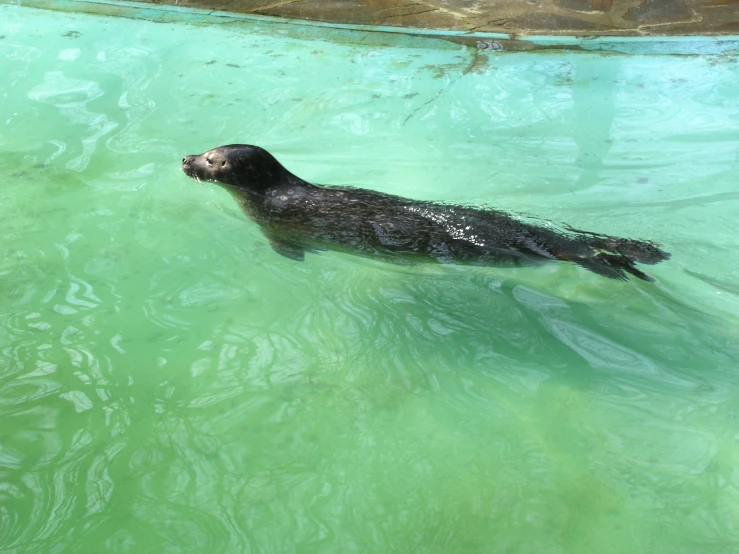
[182,144,670,281]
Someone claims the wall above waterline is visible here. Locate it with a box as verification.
[5,0,739,56]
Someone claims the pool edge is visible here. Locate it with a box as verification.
[5,0,739,55]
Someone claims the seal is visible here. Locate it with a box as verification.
[181,144,670,281]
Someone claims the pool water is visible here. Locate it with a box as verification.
[1,4,739,552]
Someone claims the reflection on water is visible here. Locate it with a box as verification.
[2,5,739,553]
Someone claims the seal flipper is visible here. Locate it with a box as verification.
[265,235,306,261]
[573,253,655,282]
[562,225,670,265]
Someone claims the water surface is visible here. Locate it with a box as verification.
[1,5,739,553]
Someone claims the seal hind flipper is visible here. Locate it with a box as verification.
[573,252,655,282]
[563,225,670,265]
[608,239,670,265]
[552,225,669,280]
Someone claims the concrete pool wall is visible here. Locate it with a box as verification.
[12,0,739,55]
[102,0,739,36]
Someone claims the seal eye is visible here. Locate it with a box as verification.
[221,161,226,167]
[206,159,213,167]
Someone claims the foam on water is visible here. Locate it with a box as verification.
[1,5,739,552]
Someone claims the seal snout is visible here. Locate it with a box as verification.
[181,154,195,169]
[181,154,201,181]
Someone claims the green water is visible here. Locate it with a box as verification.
[2,4,739,553]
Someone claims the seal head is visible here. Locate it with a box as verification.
[182,144,301,192]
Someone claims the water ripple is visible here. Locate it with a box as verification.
[28,71,118,172]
